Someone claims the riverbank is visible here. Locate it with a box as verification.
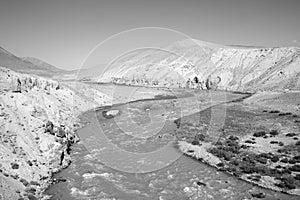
[177,91,300,196]
[44,89,300,200]
[0,68,173,200]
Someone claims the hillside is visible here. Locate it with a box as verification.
[97,39,300,92]
[21,57,65,73]
[0,46,65,77]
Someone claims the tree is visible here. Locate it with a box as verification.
[194,76,199,84]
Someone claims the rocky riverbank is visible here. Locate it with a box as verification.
[0,67,99,199]
[0,67,171,200]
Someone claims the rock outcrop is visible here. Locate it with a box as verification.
[98,39,300,92]
[0,67,110,199]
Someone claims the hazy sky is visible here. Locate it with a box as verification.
[0,0,299,69]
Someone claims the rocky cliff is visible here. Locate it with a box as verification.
[98,39,300,92]
[0,67,110,199]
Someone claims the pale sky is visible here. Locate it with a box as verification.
[0,0,299,70]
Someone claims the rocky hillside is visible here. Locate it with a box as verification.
[0,46,65,77]
[98,39,300,92]
[21,57,65,73]
[0,67,111,199]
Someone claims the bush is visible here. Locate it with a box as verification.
[245,140,255,144]
[30,181,40,186]
[289,164,300,172]
[195,134,205,141]
[27,194,38,200]
[11,163,19,169]
[191,140,199,145]
[229,159,239,166]
[253,131,266,137]
[288,159,297,164]
[240,165,255,174]
[19,178,29,186]
[280,158,289,163]
[255,156,268,164]
[27,160,33,166]
[228,135,239,141]
[278,142,284,146]
[275,177,296,190]
[295,174,300,180]
[269,110,280,113]
[293,155,300,161]
[286,133,297,137]
[216,162,224,167]
[241,144,249,149]
[251,192,266,198]
[270,155,280,163]
[25,187,36,194]
[270,130,279,136]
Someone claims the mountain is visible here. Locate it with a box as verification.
[21,57,64,73]
[98,39,300,92]
[0,46,65,77]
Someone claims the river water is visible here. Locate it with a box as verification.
[45,88,299,200]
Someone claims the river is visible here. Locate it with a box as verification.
[45,86,298,200]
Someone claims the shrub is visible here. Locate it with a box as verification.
[271,156,280,163]
[255,156,268,164]
[195,134,205,141]
[275,177,296,190]
[240,165,255,174]
[282,169,292,174]
[30,181,40,186]
[280,158,289,163]
[289,164,300,172]
[25,187,36,194]
[245,140,255,144]
[196,181,207,186]
[288,159,297,164]
[11,163,19,169]
[253,131,266,137]
[27,160,33,166]
[19,178,29,186]
[270,130,279,136]
[10,174,19,179]
[269,110,280,113]
[191,140,199,145]
[240,144,249,149]
[216,162,224,167]
[228,135,239,141]
[295,174,300,180]
[251,192,266,198]
[229,159,239,166]
[293,155,300,161]
[27,194,38,200]
[286,133,297,137]
[278,142,284,146]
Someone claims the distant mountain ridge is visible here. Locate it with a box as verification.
[21,57,64,73]
[97,39,300,92]
[0,46,65,77]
